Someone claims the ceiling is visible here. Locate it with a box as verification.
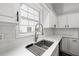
[52,3,79,16]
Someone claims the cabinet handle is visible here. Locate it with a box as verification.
[72,40,77,42]
[17,11,19,22]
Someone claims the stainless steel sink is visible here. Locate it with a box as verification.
[35,40,53,49]
[26,40,53,56]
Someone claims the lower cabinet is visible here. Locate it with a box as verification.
[61,37,79,56]
[51,37,79,56]
[69,39,79,55]
[61,38,70,53]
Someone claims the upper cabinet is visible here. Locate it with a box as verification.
[58,13,79,28]
[42,4,57,28]
[49,11,57,28]
[0,3,20,23]
[58,15,68,28]
[68,13,79,28]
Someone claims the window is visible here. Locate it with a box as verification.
[19,4,39,33]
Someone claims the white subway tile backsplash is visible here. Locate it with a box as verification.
[0,23,17,54]
[44,28,54,36]
[0,23,16,41]
[53,28,79,37]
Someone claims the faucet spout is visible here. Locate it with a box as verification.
[35,23,44,42]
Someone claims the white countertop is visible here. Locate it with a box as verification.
[0,35,62,56]
[13,35,78,56]
[1,33,79,56]
[0,44,35,56]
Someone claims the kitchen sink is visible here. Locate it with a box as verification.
[35,40,53,49]
[26,40,54,56]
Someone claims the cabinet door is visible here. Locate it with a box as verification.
[68,13,79,28]
[0,4,19,18]
[42,7,57,28]
[0,3,20,22]
[58,15,68,28]
[49,11,57,28]
[61,38,69,53]
[69,39,79,55]
[42,8,49,28]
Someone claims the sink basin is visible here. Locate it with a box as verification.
[26,40,53,56]
[35,40,53,49]
[26,43,45,56]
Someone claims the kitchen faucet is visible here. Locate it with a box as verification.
[35,23,44,42]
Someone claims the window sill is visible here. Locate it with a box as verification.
[16,32,35,39]
[16,32,42,39]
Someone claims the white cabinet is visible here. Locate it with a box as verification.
[58,15,68,28]
[0,3,20,23]
[49,11,57,28]
[61,38,69,53]
[62,37,79,55]
[42,6,57,28]
[42,9,50,28]
[58,13,79,28]
[68,13,79,28]
[69,39,79,55]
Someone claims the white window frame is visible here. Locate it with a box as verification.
[19,3,40,34]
